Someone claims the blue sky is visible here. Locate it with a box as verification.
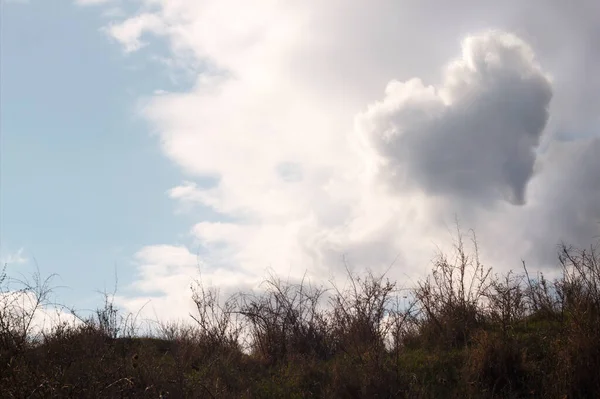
[1,0,598,323]
[1,0,201,309]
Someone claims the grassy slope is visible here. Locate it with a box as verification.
[2,238,599,398]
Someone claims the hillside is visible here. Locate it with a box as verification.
[2,237,599,398]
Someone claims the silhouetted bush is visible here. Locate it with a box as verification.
[2,234,600,398]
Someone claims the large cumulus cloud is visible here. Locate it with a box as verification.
[517,138,600,263]
[89,0,600,322]
[357,31,552,206]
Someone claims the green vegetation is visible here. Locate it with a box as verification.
[2,232,600,398]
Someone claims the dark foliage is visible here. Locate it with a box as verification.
[2,235,600,398]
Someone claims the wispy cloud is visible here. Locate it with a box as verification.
[104,13,166,53]
[1,248,28,266]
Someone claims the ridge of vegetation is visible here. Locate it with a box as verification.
[2,231,600,398]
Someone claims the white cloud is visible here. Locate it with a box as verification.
[0,289,82,337]
[115,244,258,322]
[1,248,28,266]
[105,13,166,53]
[97,0,599,320]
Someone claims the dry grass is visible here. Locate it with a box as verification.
[2,233,600,398]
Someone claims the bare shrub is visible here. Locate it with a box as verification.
[552,243,600,397]
[190,277,243,352]
[238,273,331,363]
[557,243,600,320]
[0,265,56,353]
[486,271,526,336]
[68,277,146,340]
[522,262,560,320]
[329,267,396,360]
[412,228,492,348]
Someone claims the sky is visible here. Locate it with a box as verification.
[1,0,599,323]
